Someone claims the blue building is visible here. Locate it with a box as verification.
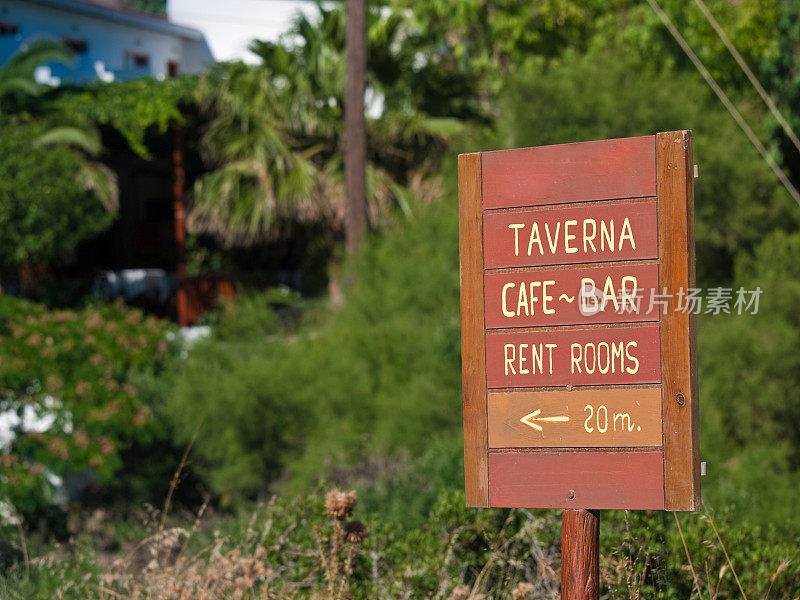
[0,0,214,83]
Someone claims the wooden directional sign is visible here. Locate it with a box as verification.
[458,132,700,511]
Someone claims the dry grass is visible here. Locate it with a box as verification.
[66,491,559,600]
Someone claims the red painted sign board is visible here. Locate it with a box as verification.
[458,132,700,511]
[483,201,659,269]
[483,263,660,328]
[485,325,662,388]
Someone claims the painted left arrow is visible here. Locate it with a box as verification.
[520,409,570,431]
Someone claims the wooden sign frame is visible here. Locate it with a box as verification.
[458,131,699,511]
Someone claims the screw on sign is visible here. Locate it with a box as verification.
[457,132,700,600]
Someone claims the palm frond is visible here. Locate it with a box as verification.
[35,125,103,156]
[0,40,73,104]
[78,162,119,212]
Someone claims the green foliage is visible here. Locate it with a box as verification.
[0,296,172,517]
[51,76,194,159]
[699,229,800,526]
[600,508,800,600]
[2,490,798,599]
[0,42,118,275]
[161,295,308,497]
[0,40,73,113]
[165,192,461,503]
[118,0,166,15]
[586,0,780,86]
[389,0,602,89]
[0,118,115,272]
[498,49,799,284]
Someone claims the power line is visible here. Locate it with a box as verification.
[645,0,800,208]
[691,0,800,158]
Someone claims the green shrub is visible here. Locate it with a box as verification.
[601,507,800,600]
[0,296,173,519]
[498,49,798,285]
[698,229,800,527]
[164,190,462,507]
[0,118,115,277]
[2,489,798,599]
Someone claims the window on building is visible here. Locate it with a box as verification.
[62,37,87,54]
[126,51,149,68]
[0,22,19,36]
[167,60,179,79]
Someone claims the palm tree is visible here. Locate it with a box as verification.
[190,4,468,248]
[189,61,322,247]
[0,40,118,210]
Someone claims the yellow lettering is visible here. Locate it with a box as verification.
[619,217,635,251]
[580,278,599,315]
[532,343,543,374]
[502,283,515,317]
[614,412,632,431]
[620,276,638,313]
[611,341,624,373]
[597,341,610,374]
[545,343,557,374]
[597,405,608,432]
[516,283,529,316]
[584,405,594,432]
[570,343,582,373]
[529,281,541,314]
[545,222,561,254]
[583,219,597,253]
[564,220,578,253]
[519,343,529,374]
[542,280,555,314]
[508,223,524,256]
[602,276,619,311]
[504,344,516,375]
[584,342,596,374]
[601,220,614,252]
[528,222,543,256]
[625,341,639,374]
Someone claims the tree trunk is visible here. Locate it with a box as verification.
[344,0,367,254]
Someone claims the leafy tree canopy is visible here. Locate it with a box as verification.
[118,0,166,15]
[50,76,195,159]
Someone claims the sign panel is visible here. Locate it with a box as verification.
[483,263,660,328]
[458,132,700,511]
[487,388,663,448]
[483,201,659,268]
[485,325,662,388]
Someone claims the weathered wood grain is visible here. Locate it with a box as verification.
[562,509,600,600]
[458,152,489,507]
[481,136,656,209]
[488,450,665,509]
[488,387,662,448]
[657,131,701,511]
[483,200,658,269]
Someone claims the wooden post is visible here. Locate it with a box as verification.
[344,0,367,254]
[561,509,600,600]
[173,125,189,327]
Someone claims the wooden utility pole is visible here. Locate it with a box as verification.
[344,0,367,254]
[561,510,600,600]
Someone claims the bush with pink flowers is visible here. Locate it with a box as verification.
[0,295,173,519]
